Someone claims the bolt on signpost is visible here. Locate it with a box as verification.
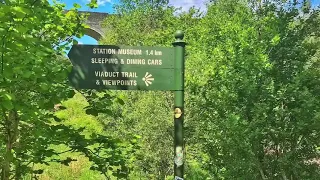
[68,30,186,179]
[172,31,186,179]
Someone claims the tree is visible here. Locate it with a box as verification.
[0,0,133,179]
[0,0,87,178]
[65,0,320,179]
[187,0,320,179]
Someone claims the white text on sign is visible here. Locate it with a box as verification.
[91,58,162,65]
[95,71,138,78]
[92,48,163,56]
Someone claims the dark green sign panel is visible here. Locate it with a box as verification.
[68,44,178,90]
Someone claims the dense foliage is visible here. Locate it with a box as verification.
[99,0,320,179]
[0,0,134,179]
[0,0,319,179]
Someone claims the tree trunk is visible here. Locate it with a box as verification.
[1,110,19,180]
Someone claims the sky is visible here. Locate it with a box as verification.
[54,0,320,14]
[53,0,209,45]
[54,0,208,13]
[53,0,320,46]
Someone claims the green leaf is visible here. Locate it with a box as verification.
[73,39,78,45]
[2,100,14,110]
[12,6,29,18]
[22,71,32,78]
[39,83,49,91]
[102,109,113,116]
[116,97,125,105]
[3,93,15,101]
[85,108,99,116]
[271,34,280,46]
[66,90,75,98]
[73,3,81,9]
[53,116,62,122]
[87,0,98,8]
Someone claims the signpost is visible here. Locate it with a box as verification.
[68,31,186,179]
[172,31,186,179]
[68,44,177,90]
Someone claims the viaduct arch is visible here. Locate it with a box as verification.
[65,10,110,41]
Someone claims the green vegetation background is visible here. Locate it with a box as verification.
[0,0,320,179]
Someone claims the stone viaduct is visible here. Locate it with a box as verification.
[65,10,110,41]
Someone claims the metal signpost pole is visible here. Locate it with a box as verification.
[172,30,186,180]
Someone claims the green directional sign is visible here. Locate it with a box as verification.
[68,31,187,178]
[68,44,178,90]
